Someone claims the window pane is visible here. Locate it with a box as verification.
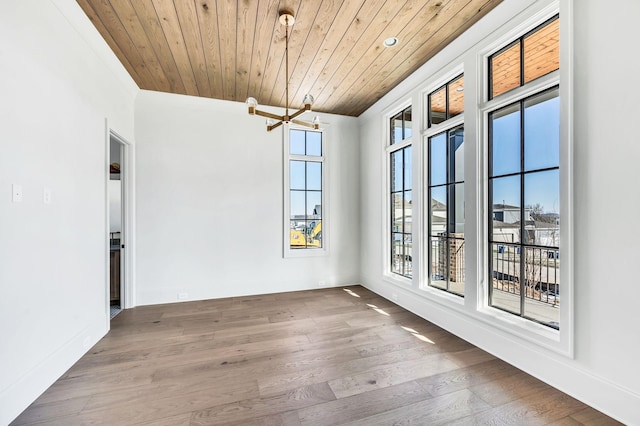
[430,132,447,186]
[306,220,322,248]
[391,233,403,274]
[523,246,559,328]
[392,192,403,232]
[449,237,465,296]
[524,18,559,84]
[430,186,447,236]
[491,175,521,244]
[290,190,305,219]
[403,107,412,139]
[450,127,464,182]
[306,191,322,218]
[404,146,412,187]
[430,236,447,289]
[452,183,465,235]
[524,89,559,171]
[448,75,464,117]
[525,169,559,247]
[491,42,521,98]
[429,86,446,126]
[404,233,412,277]
[306,162,322,191]
[391,113,403,144]
[290,221,306,249]
[290,161,305,190]
[491,103,521,177]
[391,150,403,192]
[306,131,322,156]
[403,190,412,234]
[490,242,521,315]
[290,130,305,155]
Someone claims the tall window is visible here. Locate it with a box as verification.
[389,106,412,278]
[288,129,323,250]
[426,74,465,295]
[487,16,560,329]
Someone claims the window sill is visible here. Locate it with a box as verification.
[284,247,328,259]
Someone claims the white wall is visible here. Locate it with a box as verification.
[0,1,137,423]
[358,0,640,424]
[134,91,360,305]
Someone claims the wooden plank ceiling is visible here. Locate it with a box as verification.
[77,0,502,117]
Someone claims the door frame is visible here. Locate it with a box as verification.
[105,122,135,328]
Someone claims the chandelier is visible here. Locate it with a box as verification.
[245,11,320,132]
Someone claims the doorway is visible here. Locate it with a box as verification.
[108,133,126,319]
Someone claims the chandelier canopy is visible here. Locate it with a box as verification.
[246,11,320,132]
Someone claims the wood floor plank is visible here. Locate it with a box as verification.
[11,286,621,425]
[342,388,492,425]
[297,380,427,425]
[327,352,460,398]
[189,382,335,425]
[450,387,589,425]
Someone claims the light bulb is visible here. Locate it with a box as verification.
[246,97,258,114]
[313,115,321,129]
[303,94,314,108]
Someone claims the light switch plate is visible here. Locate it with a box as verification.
[43,187,51,204]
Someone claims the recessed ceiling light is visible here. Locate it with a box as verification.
[383,37,398,48]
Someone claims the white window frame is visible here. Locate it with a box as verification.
[383,101,413,285]
[283,125,328,258]
[475,1,573,356]
[421,66,466,303]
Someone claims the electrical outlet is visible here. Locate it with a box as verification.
[178,292,188,300]
[392,293,399,302]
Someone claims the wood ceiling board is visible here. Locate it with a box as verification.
[173,0,212,98]
[235,0,259,102]
[195,1,224,100]
[311,0,419,113]
[347,0,502,116]
[106,0,171,93]
[77,0,503,117]
[298,0,391,114]
[272,0,346,108]
[151,0,200,96]
[129,0,186,94]
[216,0,238,101]
[328,0,456,115]
[287,0,369,109]
[265,1,323,108]
[246,0,281,104]
[76,0,142,84]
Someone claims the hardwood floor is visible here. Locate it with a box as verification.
[13,286,620,425]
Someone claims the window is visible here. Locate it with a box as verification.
[428,127,465,296]
[487,16,560,329]
[489,16,559,99]
[288,128,323,251]
[425,73,465,296]
[428,74,464,127]
[389,106,412,278]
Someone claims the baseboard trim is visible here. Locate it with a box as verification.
[1,318,107,425]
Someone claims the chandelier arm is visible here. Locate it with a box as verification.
[267,121,284,132]
[288,106,310,121]
[253,109,285,121]
[290,119,316,129]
